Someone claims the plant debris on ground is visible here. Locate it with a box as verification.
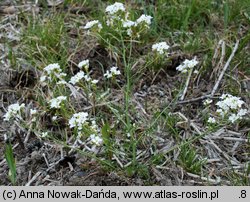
[0,0,249,186]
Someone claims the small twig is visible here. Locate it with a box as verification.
[25,171,42,186]
[210,136,248,143]
[211,40,239,96]
[218,41,226,69]
[67,162,74,172]
[207,158,221,163]
[175,112,202,135]
[28,171,32,182]
[124,151,147,168]
[113,155,124,168]
[212,40,223,67]
[42,153,50,168]
[176,94,212,104]
[177,40,239,104]
[24,129,31,143]
[186,172,228,184]
[210,40,226,80]
[180,69,193,101]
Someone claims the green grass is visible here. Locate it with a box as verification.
[2,0,250,185]
[5,142,16,185]
[178,144,207,174]
[20,13,69,70]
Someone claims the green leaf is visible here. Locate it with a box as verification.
[5,143,16,185]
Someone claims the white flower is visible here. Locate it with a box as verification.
[105,2,125,15]
[84,20,102,30]
[228,114,239,123]
[122,20,135,36]
[44,63,61,75]
[214,94,247,123]
[216,101,229,112]
[208,117,216,124]
[58,72,67,78]
[91,79,99,84]
[194,70,199,74]
[216,95,245,111]
[90,134,103,146]
[224,96,244,109]
[40,75,47,82]
[110,66,121,75]
[104,66,121,78]
[176,64,187,73]
[135,14,153,27]
[122,20,135,28]
[83,74,91,82]
[57,80,67,85]
[176,58,198,73]
[126,28,132,36]
[203,99,213,106]
[69,71,85,85]
[184,58,199,68]
[104,71,112,78]
[78,60,89,69]
[48,96,67,109]
[237,109,248,117]
[41,132,48,138]
[41,64,64,85]
[152,42,170,55]
[30,109,37,115]
[3,103,25,121]
[106,19,113,26]
[69,112,89,131]
[220,94,231,99]
[216,109,225,117]
[90,120,99,131]
[52,116,58,121]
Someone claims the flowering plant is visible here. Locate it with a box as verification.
[206,94,248,124]
[84,2,153,44]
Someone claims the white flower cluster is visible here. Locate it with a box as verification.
[69,71,85,85]
[69,71,98,85]
[78,59,89,69]
[44,63,61,74]
[69,112,89,131]
[84,2,153,37]
[152,42,170,55]
[135,14,153,27]
[89,134,103,146]
[208,94,248,124]
[207,117,216,124]
[48,96,67,109]
[122,20,135,28]
[69,112,103,146]
[105,2,125,15]
[3,103,25,121]
[104,66,121,78]
[122,20,135,36]
[84,20,102,31]
[40,63,66,85]
[30,109,38,122]
[30,109,37,115]
[123,14,153,36]
[41,132,48,138]
[176,58,199,73]
[203,99,213,106]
